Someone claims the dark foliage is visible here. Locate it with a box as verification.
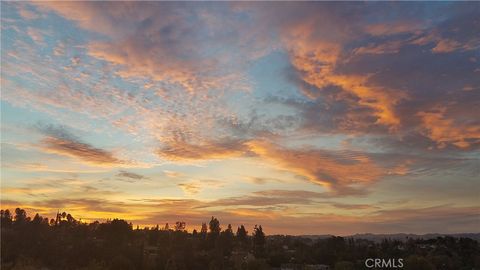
[1,208,479,270]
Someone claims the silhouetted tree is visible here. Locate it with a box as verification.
[209,217,221,236]
[208,217,221,249]
[219,224,234,256]
[14,208,27,225]
[1,209,12,227]
[174,221,186,231]
[253,225,266,258]
[200,222,208,237]
[237,224,249,250]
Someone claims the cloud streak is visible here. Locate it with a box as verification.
[157,137,250,162]
[37,125,125,167]
[117,170,148,181]
[247,140,405,194]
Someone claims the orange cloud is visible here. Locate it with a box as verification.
[352,40,404,55]
[283,25,406,129]
[86,41,225,93]
[117,170,148,181]
[247,140,394,193]
[431,38,480,53]
[40,136,125,167]
[2,187,59,196]
[177,180,224,196]
[364,21,424,36]
[178,183,201,195]
[157,138,249,162]
[36,2,251,93]
[417,107,480,149]
[157,137,410,192]
[16,4,40,20]
[33,2,130,37]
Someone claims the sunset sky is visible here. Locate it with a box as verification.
[1,2,479,235]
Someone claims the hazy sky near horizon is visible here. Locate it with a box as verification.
[1,2,479,235]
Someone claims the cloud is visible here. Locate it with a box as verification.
[35,198,131,216]
[157,137,250,162]
[427,8,480,54]
[432,39,465,53]
[342,43,479,151]
[367,205,480,234]
[417,106,480,149]
[0,142,115,174]
[2,3,250,164]
[178,179,225,195]
[243,176,284,185]
[40,137,123,167]
[117,170,148,181]
[35,2,253,93]
[253,189,325,199]
[36,125,125,167]
[196,189,380,214]
[26,27,45,45]
[17,5,40,20]
[352,40,405,55]
[247,140,405,194]
[163,170,183,178]
[2,162,47,171]
[7,1,478,157]
[332,203,378,210]
[250,2,414,130]
[155,136,413,195]
[2,187,59,197]
[178,183,202,195]
[267,94,384,135]
[197,189,324,209]
[263,2,479,151]
[152,134,423,195]
[364,21,425,36]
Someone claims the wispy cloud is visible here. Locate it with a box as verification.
[116,170,149,181]
[40,137,123,166]
[417,106,480,149]
[36,125,125,167]
[157,137,250,162]
[178,179,225,195]
[35,1,252,93]
[247,140,405,194]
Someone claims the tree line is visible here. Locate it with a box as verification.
[1,208,479,270]
[1,208,268,270]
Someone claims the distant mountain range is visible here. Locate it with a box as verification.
[297,233,480,242]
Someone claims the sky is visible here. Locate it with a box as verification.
[1,2,479,236]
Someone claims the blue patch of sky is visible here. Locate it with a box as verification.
[226,51,305,130]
